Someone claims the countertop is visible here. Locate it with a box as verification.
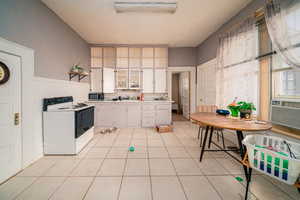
[86,100,174,103]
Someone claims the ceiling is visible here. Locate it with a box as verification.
[42,0,251,47]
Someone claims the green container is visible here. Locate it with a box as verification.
[229,107,239,117]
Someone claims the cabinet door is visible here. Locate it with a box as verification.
[116,69,128,89]
[97,104,114,127]
[129,70,140,89]
[114,105,127,128]
[155,69,166,93]
[103,68,115,93]
[128,104,141,127]
[142,69,154,93]
[91,47,103,68]
[156,109,171,125]
[90,68,102,92]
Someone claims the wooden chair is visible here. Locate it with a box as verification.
[196,105,225,149]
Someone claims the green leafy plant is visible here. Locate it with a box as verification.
[237,101,256,111]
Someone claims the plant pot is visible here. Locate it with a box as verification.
[229,107,239,117]
[240,109,252,119]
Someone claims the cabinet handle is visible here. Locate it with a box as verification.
[14,113,20,126]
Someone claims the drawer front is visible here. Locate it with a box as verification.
[156,104,171,110]
[142,104,155,111]
[142,111,155,118]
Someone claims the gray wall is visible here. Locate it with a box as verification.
[168,47,197,67]
[0,0,90,81]
[197,0,266,65]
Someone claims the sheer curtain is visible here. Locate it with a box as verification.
[216,18,259,111]
[265,0,300,70]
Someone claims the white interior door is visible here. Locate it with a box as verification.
[180,72,190,119]
[197,59,216,106]
[0,52,22,184]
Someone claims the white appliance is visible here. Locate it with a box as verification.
[43,96,94,155]
[271,99,300,130]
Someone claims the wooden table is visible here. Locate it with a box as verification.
[190,112,272,200]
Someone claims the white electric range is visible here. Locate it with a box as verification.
[43,96,94,155]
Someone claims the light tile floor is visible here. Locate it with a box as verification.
[0,121,299,200]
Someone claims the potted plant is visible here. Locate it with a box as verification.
[227,99,240,117]
[238,101,256,119]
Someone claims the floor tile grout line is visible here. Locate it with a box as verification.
[174,123,244,200]
[81,133,114,200]
[20,154,85,200]
[12,176,40,200]
[260,175,298,200]
[116,128,134,200]
[146,128,154,200]
[161,131,189,200]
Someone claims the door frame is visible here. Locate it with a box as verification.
[167,66,196,117]
[0,37,35,169]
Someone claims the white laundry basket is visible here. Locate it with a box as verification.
[243,135,300,185]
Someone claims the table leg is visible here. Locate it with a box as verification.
[245,168,253,200]
[208,126,214,149]
[236,130,253,200]
[199,126,210,162]
[200,128,203,147]
[236,131,248,175]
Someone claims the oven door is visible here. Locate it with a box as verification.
[75,107,94,138]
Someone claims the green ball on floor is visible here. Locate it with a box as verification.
[235,177,244,182]
[129,146,135,152]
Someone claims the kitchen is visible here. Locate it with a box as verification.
[88,47,174,129]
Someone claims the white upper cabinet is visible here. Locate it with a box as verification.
[117,47,128,57]
[116,48,128,68]
[129,48,141,58]
[154,48,168,68]
[90,68,102,92]
[142,69,154,93]
[155,69,167,93]
[103,68,115,93]
[103,47,116,68]
[155,48,168,58]
[129,48,141,68]
[116,69,128,89]
[142,48,154,57]
[91,46,168,93]
[129,70,140,89]
[142,48,154,68]
[91,47,103,68]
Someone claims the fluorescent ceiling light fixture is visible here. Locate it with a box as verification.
[114,1,177,14]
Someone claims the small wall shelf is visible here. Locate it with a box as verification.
[69,72,88,82]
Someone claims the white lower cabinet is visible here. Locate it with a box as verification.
[142,103,171,127]
[142,104,156,127]
[96,104,114,127]
[114,104,127,128]
[90,102,171,128]
[127,104,141,127]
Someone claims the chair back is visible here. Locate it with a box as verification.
[197,105,218,113]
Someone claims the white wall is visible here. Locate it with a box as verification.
[0,37,90,169]
[25,78,89,166]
